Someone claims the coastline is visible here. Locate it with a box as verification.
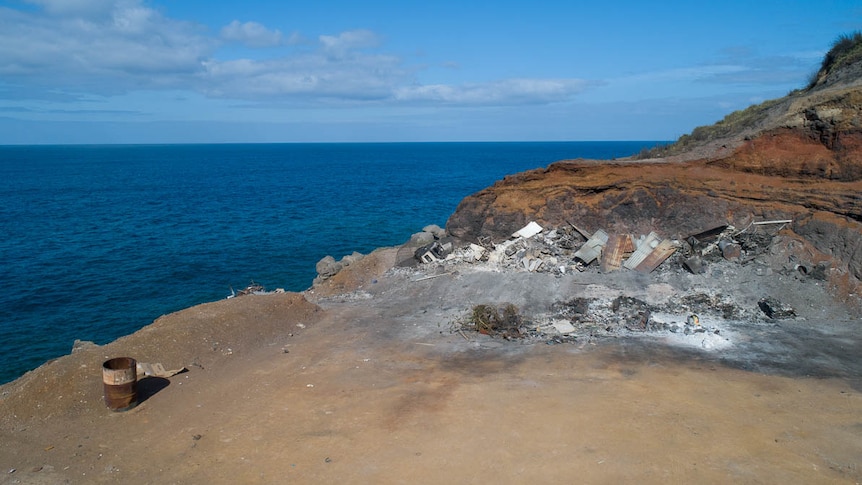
[0,141,661,385]
[1,242,860,483]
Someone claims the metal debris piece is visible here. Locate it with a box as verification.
[718,239,742,261]
[682,256,706,274]
[574,229,609,264]
[633,238,677,273]
[623,232,660,270]
[415,240,453,263]
[687,225,729,249]
[600,234,634,273]
[512,221,543,239]
[136,362,187,379]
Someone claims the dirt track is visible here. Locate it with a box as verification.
[1,248,861,484]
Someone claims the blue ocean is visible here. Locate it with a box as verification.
[0,142,661,384]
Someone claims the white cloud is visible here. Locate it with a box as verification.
[220,20,283,48]
[0,2,594,108]
[200,52,407,101]
[0,0,211,94]
[319,29,380,54]
[394,78,593,105]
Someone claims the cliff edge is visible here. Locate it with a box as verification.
[447,40,862,300]
[2,37,862,485]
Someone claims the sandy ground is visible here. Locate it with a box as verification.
[1,247,861,484]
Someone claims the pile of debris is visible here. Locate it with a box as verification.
[419,220,782,277]
[226,281,286,298]
[432,220,809,344]
[454,290,749,350]
[459,303,530,340]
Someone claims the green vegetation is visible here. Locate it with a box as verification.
[636,31,862,159]
[808,31,862,89]
[636,97,783,158]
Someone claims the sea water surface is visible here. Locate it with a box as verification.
[0,142,662,384]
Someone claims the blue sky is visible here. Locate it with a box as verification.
[0,0,860,144]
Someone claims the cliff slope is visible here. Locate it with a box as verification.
[447,52,862,299]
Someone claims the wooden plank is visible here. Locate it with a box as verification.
[600,234,631,273]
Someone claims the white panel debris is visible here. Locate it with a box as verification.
[512,221,543,239]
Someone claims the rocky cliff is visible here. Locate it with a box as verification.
[447,53,862,299]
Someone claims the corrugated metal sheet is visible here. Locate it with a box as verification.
[634,239,677,273]
[574,229,609,264]
[623,232,661,270]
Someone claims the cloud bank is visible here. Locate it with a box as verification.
[0,0,590,107]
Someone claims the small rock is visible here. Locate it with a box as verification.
[758,297,796,319]
[71,339,98,354]
[315,255,343,279]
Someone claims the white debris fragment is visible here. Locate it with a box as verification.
[513,221,543,239]
[551,320,576,334]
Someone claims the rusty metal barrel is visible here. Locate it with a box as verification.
[102,357,138,411]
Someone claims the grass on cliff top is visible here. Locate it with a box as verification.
[638,31,862,159]
[808,31,862,89]
[637,98,783,158]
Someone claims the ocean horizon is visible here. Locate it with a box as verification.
[0,141,664,384]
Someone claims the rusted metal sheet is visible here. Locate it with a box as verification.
[600,234,633,272]
[634,239,677,273]
[623,232,661,270]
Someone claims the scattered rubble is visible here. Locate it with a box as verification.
[228,281,265,298]
[451,291,742,351]
[415,220,808,285]
[227,282,286,298]
[420,219,830,351]
[459,303,528,340]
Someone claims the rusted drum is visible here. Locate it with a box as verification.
[102,357,138,411]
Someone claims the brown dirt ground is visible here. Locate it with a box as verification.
[1,248,861,484]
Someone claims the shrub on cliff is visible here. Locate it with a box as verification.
[808,31,862,89]
[636,31,862,160]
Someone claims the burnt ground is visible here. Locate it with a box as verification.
[0,245,860,484]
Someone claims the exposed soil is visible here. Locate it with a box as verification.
[3,65,862,484]
[1,247,860,484]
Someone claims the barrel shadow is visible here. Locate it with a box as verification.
[136,377,170,404]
